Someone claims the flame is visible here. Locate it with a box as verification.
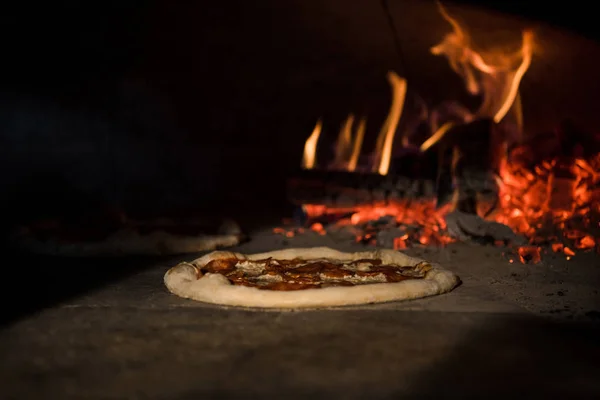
[374,72,408,175]
[302,72,406,174]
[420,121,454,152]
[292,2,599,266]
[491,32,533,123]
[332,114,366,171]
[300,3,535,172]
[348,117,366,172]
[302,120,322,169]
[431,3,534,125]
[334,115,355,168]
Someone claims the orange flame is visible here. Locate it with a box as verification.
[301,72,406,174]
[302,120,322,169]
[431,3,534,126]
[420,121,454,152]
[374,72,408,175]
[331,114,366,172]
[348,117,366,172]
[334,115,355,168]
[301,4,535,173]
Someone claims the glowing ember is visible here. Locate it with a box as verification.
[517,246,542,264]
[393,235,409,250]
[310,222,326,235]
[491,145,599,253]
[273,227,298,238]
[577,235,596,250]
[551,243,564,253]
[303,202,450,231]
[303,200,454,248]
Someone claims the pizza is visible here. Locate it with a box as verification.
[164,247,460,308]
[10,214,242,257]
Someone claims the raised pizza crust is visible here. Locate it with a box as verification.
[164,247,461,309]
[10,229,240,256]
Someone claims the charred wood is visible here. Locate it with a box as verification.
[432,118,501,214]
[287,118,512,212]
[287,169,438,207]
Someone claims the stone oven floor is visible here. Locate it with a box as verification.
[1,228,600,399]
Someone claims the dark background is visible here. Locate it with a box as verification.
[0,0,598,235]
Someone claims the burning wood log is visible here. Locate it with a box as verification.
[287,167,438,208]
[431,118,502,215]
[289,116,508,216]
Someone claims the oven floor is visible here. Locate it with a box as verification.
[1,229,599,399]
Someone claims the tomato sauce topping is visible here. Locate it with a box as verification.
[199,258,426,291]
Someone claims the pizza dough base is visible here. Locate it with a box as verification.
[164,247,461,309]
[11,229,240,257]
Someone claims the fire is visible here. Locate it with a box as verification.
[310,222,326,235]
[373,72,408,175]
[302,120,321,169]
[292,3,599,264]
[577,235,596,250]
[331,114,367,172]
[517,246,542,264]
[431,2,534,126]
[300,72,407,175]
[302,4,533,173]
[303,201,454,248]
[393,235,409,250]
[333,115,355,169]
[348,117,366,172]
[492,144,600,249]
[420,121,454,152]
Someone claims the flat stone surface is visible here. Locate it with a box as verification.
[1,232,599,398]
[2,308,600,399]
